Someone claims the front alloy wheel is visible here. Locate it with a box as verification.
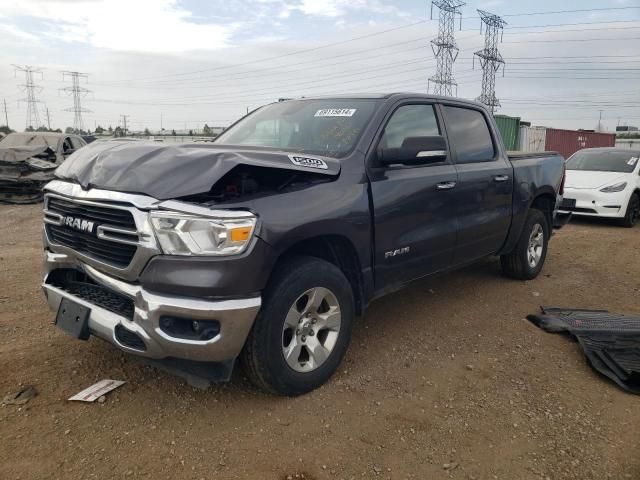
[282,287,342,372]
[622,194,640,228]
[241,256,354,396]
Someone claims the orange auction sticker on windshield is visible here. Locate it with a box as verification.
[314,109,356,117]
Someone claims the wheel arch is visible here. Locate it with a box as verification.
[529,191,556,229]
[269,234,367,315]
[498,188,556,256]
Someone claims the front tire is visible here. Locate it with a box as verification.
[621,193,639,228]
[241,256,354,396]
[501,209,550,280]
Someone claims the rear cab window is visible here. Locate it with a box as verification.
[442,106,496,163]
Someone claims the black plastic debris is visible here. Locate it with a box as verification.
[527,307,640,394]
[2,385,38,405]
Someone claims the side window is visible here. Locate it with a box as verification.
[380,104,440,149]
[62,137,73,153]
[70,137,85,149]
[443,106,495,163]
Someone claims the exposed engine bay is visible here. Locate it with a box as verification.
[181,164,336,204]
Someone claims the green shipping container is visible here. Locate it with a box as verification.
[493,114,521,151]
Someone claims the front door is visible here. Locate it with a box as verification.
[369,103,458,290]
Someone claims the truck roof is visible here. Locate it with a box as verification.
[291,93,488,108]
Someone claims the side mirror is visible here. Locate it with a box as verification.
[378,136,447,166]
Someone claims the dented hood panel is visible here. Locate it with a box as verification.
[55,141,341,199]
[0,145,54,163]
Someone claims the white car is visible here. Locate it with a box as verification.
[560,148,640,227]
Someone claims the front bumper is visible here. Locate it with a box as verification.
[559,188,628,218]
[42,250,261,363]
[0,178,48,204]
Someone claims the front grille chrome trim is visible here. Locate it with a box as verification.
[96,225,140,246]
[43,185,161,282]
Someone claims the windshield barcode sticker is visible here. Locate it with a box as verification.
[628,157,638,166]
[314,109,356,117]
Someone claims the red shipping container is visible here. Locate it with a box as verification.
[544,128,616,159]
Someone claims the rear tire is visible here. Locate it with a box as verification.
[621,194,639,228]
[241,256,354,396]
[501,209,549,280]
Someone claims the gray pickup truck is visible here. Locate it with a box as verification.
[42,94,566,395]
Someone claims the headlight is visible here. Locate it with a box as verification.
[600,182,627,193]
[150,211,257,256]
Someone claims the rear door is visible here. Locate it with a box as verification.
[441,104,513,265]
[369,103,458,289]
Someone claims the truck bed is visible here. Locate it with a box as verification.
[507,151,560,161]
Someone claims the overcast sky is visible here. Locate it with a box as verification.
[0,0,638,133]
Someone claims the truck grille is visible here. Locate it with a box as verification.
[45,196,138,268]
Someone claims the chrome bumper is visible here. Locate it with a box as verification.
[42,250,261,363]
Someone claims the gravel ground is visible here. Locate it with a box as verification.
[0,204,639,480]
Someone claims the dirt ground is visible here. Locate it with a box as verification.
[0,203,639,480]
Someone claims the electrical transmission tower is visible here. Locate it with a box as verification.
[428,0,465,97]
[61,71,92,133]
[474,10,506,113]
[13,65,44,129]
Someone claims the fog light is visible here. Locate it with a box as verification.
[159,316,220,341]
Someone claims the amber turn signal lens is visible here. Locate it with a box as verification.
[230,227,252,242]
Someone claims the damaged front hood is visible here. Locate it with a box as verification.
[0,145,53,163]
[55,141,341,199]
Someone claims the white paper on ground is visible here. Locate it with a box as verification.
[68,379,126,402]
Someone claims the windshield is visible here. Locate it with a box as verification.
[215,99,381,157]
[567,150,639,173]
[0,134,57,149]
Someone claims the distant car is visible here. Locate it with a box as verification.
[0,132,87,204]
[560,147,640,227]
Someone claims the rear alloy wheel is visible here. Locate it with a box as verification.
[501,208,549,280]
[526,223,545,269]
[241,256,354,396]
[622,194,640,228]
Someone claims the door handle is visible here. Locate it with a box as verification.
[436,181,457,190]
[494,175,510,182]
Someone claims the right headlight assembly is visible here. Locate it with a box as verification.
[149,210,257,256]
[599,182,627,193]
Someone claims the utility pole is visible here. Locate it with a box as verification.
[46,106,52,130]
[474,10,507,113]
[2,98,9,128]
[598,110,603,132]
[61,71,91,133]
[428,0,465,97]
[120,114,129,136]
[13,65,44,129]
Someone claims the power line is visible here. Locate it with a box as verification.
[92,22,640,89]
[487,6,640,18]
[13,64,43,129]
[61,71,92,132]
[503,36,640,44]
